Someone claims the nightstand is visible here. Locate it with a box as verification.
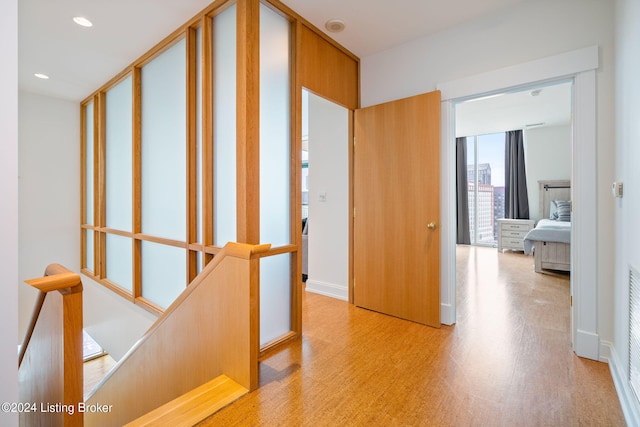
[497,218,535,252]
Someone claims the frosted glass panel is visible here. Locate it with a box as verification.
[105,76,133,231]
[260,254,291,345]
[141,241,186,309]
[260,4,290,246]
[85,102,94,226]
[106,234,132,292]
[141,39,187,241]
[85,230,94,272]
[213,4,237,247]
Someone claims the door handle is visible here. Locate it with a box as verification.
[427,222,437,230]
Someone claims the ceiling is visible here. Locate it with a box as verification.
[19,0,529,102]
[456,81,573,137]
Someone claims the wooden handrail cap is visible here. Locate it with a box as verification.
[25,272,83,294]
[224,242,271,259]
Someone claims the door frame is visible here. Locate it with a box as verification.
[437,45,600,360]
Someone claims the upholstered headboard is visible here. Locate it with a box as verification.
[539,179,571,219]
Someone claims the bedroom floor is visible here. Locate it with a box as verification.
[198,245,624,426]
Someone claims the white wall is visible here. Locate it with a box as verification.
[0,0,19,423]
[524,125,571,221]
[306,93,350,300]
[18,92,156,361]
[361,0,615,343]
[610,0,640,423]
[18,92,81,335]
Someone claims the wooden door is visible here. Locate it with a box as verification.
[354,91,441,327]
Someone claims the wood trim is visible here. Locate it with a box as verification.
[259,330,297,358]
[225,242,271,260]
[96,92,107,278]
[348,110,355,303]
[261,244,296,257]
[124,375,247,427]
[187,26,199,283]
[204,245,222,256]
[248,248,261,391]
[134,297,165,316]
[236,0,260,244]
[133,233,188,249]
[97,228,134,238]
[202,15,215,266]
[189,243,206,252]
[80,102,89,270]
[290,20,302,336]
[24,273,83,293]
[99,279,136,303]
[132,67,142,300]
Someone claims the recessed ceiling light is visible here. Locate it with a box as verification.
[34,73,49,80]
[325,19,345,33]
[73,16,93,27]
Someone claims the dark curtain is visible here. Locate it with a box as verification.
[456,137,471,244]
[504,130,530,219]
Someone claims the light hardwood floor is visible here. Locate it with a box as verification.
[199,246,625,426]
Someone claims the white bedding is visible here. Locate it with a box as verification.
[523,219,571,255]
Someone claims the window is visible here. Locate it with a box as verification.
[466,132,505,245]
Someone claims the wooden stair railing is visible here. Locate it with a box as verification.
[83,242,269,426]
[18,264,84,427]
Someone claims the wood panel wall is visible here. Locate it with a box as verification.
[18,266,84,427]
[298,23,359,110]
[84,243,267,426]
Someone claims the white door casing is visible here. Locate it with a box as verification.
[437,46,599,360]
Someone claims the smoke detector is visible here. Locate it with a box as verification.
[325,19,346,33]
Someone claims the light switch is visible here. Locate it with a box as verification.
[612,181,623,198]
[319,192,327,202]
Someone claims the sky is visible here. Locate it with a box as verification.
[467,132,505,187]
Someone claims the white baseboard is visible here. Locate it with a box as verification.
[306,279,348,301]
[604,340,640,426]
[599,340,612,363]
[575,329,600,360]
[440,303,455,325]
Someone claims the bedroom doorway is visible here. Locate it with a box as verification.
[453,80,574,345]
[440,47,599,360]
[455,81,573,251]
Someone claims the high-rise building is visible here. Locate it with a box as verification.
[467,182,495,244]
[468,163,492,185]
[467,163,496,244]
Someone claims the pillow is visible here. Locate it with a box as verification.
[553,200,571,221]
[549,201,558,220]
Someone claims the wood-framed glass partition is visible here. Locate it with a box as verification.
[80,0,359,351]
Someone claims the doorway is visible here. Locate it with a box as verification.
[454,80,573,349]
[439,46,600,360]
[301,89,350,301]
[455,81,573,248]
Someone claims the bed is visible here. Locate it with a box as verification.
[523,180,571,273]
